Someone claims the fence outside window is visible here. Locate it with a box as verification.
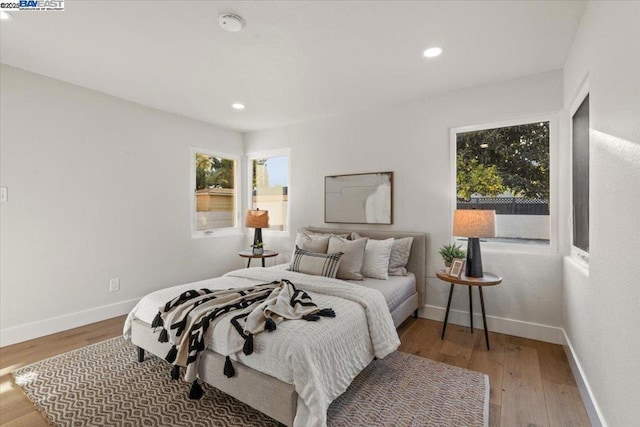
[457,196,549,215]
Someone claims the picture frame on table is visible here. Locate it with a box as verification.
[448,258,465,278]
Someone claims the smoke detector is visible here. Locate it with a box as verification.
[219,14,244,32]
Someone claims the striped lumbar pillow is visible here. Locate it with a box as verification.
[289,246,343,278]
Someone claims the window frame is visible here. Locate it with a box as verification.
[190,146,242,239]
[450,114,559,253]
[246,148,291,238]
[568,77,590,265]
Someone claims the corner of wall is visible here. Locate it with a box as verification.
[562,330,606,427]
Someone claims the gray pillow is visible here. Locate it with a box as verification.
[289,246,343,278]
[327,236,368,280]
[294,231,331,253]
[301,227,349,239]
[388,237,414,276]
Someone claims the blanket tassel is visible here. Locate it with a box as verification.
[265,318,277,332]
[303,313,320,322]
[317,308,336,317]
[158,328,169,343]
[165,345,178,363]
[224,356,235,378]
[243,334,254,355]
[170,365,180,380]
[151,312,164,328]
[189,380,204,400]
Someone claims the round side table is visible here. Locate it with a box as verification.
[435,270,502,350]
[238,250,279,268]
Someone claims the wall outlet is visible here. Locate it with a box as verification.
[0,187,7,203]
[109,278,120,292]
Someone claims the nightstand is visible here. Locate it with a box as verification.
[435,270,502,350]
[238,250,279,268]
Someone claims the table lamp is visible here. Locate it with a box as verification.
[452,209,496,278]
[245,209,269,247]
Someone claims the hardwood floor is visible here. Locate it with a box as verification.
[0,316,590,426]
[397,318,591,427]
[0,316,126,427]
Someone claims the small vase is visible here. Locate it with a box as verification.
[253,247,264,255]
[445,261,451,268]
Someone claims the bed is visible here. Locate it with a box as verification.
[123,227,425,427]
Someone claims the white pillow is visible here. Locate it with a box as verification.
[327,236,368,280]
[361,238,394,280]
[288,246,343,278]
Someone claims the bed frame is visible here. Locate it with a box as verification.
[131,228,425,426]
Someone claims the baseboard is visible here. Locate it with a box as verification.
[0,298,139,347]
[562,330,606,427]
[420,304,564,344]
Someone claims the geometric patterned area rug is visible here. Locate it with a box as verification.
[13,337,488,426]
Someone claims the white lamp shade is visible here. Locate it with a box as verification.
[453,210,496,238]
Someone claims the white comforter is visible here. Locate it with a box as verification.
[123,266,400,427]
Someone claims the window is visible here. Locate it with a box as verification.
[454,120,551,245]
[248,150,290,233]
[192,148,239,236]
[572,94,589,257]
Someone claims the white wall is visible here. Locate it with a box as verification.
[561,2,640,425]
[0,65,246,345]
[245,70,565,343]
[495,214,549,240]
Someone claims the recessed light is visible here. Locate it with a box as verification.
[219,14,244,32]
[231,103,245,110]
[423,47,443,58]
[0,11,13,21]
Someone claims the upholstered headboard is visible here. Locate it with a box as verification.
[304,226,426,306]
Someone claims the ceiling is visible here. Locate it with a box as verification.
[0,1,585,133]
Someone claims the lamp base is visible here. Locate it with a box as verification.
[253,228,263,247]
[466,237,484,278]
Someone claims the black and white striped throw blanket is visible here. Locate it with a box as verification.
[151,279,335,398]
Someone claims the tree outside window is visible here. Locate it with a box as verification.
[456,122,550,243]
[195,154,235,190]
[194,151,237,233]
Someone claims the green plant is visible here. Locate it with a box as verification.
[252,242,264,248]
[456,122,550,199]
[456,155,506,200]
[438,243,466,264]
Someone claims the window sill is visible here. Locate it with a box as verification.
[260,229,291,238]
[565,254,590,276]
[568,248,590,269]
[244,229,290,239]
[455,238,555,255]
[193,229,243,239]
